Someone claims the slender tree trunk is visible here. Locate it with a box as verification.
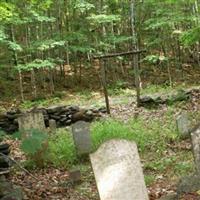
[31,70,37,99]
[10,25,25,101]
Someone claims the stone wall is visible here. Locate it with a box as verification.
[0,105,106,134]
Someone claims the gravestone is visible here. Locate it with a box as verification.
[72,121,91,155]
[49,119,57,132]
[191,124,200,174]
[176,124,200,197]
[18,111,45,137]
[176,112,190,138]
[90,139,149,200]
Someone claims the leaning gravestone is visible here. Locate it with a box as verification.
[18,111,46,137]
[176,112,190,138]
[90,139,149,200]
[72,121,91,155]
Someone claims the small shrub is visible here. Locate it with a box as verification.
[48,129,77,167]
[19,129,49,168]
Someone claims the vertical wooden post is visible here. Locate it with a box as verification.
[101,60,110,115]
[131,0,141,107]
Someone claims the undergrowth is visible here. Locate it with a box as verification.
[48,129,77,167]
[16,112,194,186]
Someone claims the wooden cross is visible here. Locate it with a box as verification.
[93,50,146,114]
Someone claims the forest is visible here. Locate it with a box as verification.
[0,0,200,200]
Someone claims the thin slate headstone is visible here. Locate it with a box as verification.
[176,112,190,138]
[72,121,91,155]
[90,139,149,200]
[191,124,200,174]
[18,111,45,137]
[49,119,57,132]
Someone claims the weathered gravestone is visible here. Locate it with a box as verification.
[49,119,57,132]
[176,112,190,138]
[18,111,45,137]
[191,124,200,174]
[90,139,149,200]
[72,121,91,155]
[176,124,200,197]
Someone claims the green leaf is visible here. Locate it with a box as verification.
[17,59,56,71]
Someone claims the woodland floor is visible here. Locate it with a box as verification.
[1,85,200,200]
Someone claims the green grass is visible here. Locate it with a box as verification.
[48,129,77,167]
[91,117,178,154]
[20,97,61,109]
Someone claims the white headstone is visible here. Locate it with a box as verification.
[176,112,190,138]
[90,139,149,200]
[72,121,91,155]
[18,111,46,137]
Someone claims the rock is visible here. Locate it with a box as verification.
[72,110,86,122]
[86,110,93,116]
[49,115,60,121]
[140,96,155,105]
[0,176,23,200]
[0,158,9,168]
[1,188,23,200]
[0,176,13,197]
[60,106,70,113]
[68,170,81,183]
[177,174,200,196]
[60,117,67,123]
[68,106,79,112]
[6,114,18,120]
[65,120,72,126]
[6,124,18,134]
[0,144,10,151]
[0,148,10,155]
[46,105,63,114]
[0,143,11,170]
[13,119,18,125]
[98,107,107,113]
